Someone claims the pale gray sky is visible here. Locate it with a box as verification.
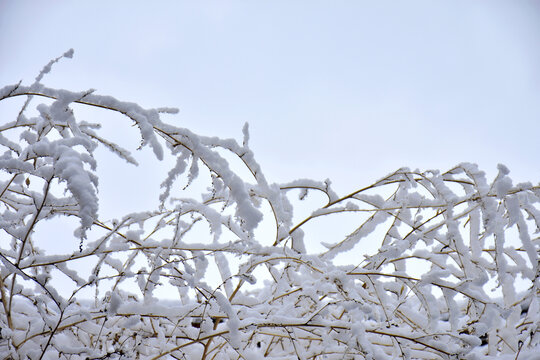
[1,0,539,298]
[1,0,539,200]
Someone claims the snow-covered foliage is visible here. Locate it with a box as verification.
[0,52,538,359]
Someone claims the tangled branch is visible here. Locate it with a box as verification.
[0,52,538,359]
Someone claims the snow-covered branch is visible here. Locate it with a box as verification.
[0,54,538,359]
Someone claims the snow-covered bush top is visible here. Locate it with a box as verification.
[0,51,538,359]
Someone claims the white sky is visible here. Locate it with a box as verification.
[1,0,539,300]
[1,0,539,209]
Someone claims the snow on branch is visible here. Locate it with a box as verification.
[0,54,538,359]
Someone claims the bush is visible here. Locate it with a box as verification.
[0,51,538,359]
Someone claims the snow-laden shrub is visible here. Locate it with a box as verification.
[0,51,538,359]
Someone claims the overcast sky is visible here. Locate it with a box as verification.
[2,0,540,300]
[1,0,539,204]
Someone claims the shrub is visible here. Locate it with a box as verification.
[0,51,538,359]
